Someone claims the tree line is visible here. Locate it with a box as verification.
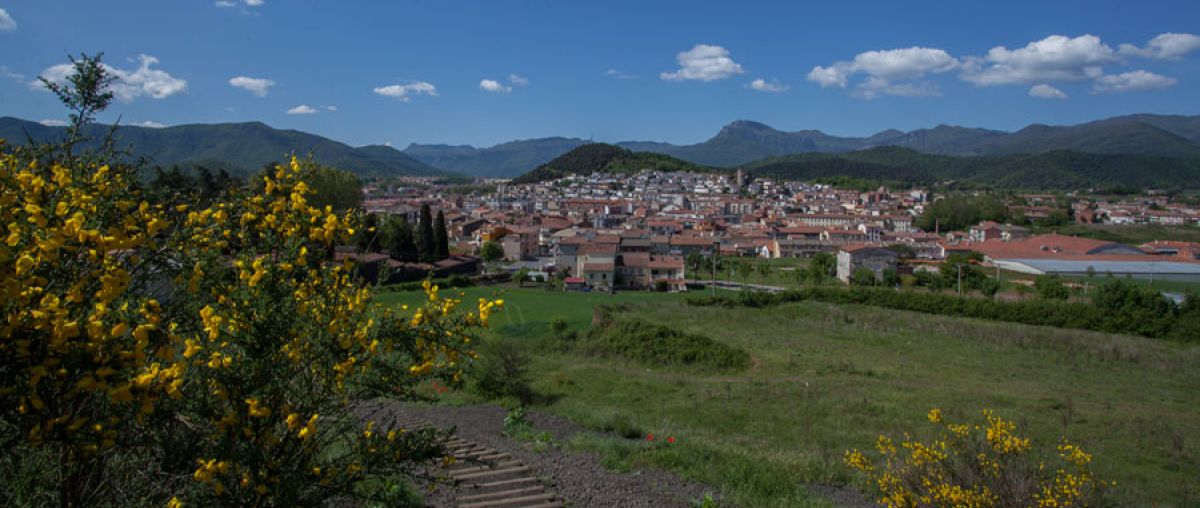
[356,204,451,263]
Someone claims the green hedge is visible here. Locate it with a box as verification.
[688,285,1196,341]
[586,318,750,371]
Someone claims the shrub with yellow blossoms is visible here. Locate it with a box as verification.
[1,138,500,505]
[844,409,1112,508]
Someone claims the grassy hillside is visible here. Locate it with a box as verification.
[743,146,1200,191]
[377,286,1199,507]
[0,117,443,178]
[512,143,711,183]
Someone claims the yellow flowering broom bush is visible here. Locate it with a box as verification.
[0,141,501,506]
[845,409,1112,508]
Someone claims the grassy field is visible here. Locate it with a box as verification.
[375,286,1200,507]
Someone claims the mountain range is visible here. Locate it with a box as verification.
[404,114,1200,177]
[0,117,441,177]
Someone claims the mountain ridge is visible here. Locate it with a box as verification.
[404,113,1200,177]
[0,117,443,178]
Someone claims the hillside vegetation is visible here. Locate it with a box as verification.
[0,116,442,178]
[743,146,1200,191]
[512,143,710,183]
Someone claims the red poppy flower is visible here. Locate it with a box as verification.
[646,434,654,441]
[667,436,676,444]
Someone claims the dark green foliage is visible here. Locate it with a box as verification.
[379,275,473,292]
[1091,280,1176,338]
[357,213,382,253]
[850,268,877,286]
[147,165,240,205]
[742,146,1200,191]
[469,338,534,405]
[479,241,503,263]
[382,216,417,262]
[512,143,710,184]
[1034,275,1071,300]
[687,286,1191,340]
[916,194,1011,232]
[299,163,363,212]
[417,204,435,263]
[586,319,750,371]
[433,210,449,260]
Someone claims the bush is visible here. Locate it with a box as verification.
[468,338,534,405]
[1034,275,1070,300]
[586,319,749,371]
[655,280,670,292]
[846,409,1112,507]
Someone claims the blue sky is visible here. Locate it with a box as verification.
[1,0,1199,148]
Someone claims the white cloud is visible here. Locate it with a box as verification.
[36,54,187,102]
[1119,32,1200,60]
[604,69,637,80]
[747,78,788,92]
[214,1,236,6]
[1029,84,1068,99]
[0,8,16,31]
[1092,70,1177,93]
[229,76,274,96]
[960,34,1117,85]
[286,104,317,115]
[508,74,529,87]
[323,105,337,111]
[808,46,956,99]
[134,121,166,128]
[373,81,437,102]
[660,44,744,82]
[39,119,68,127]
[479,78,511,93]
[244,0,264,5]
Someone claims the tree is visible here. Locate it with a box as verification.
[417,204,435,262]
[685,253,705,281]
[807,252,836,283]
[756,261,772,285]
[736,261,753,286]
[356,213,381,253]
[1034,275,1070,300]
[39,52,115,147]
[434,210,450,260]
[851,268,878,286]
[480,241,504,272]
[383,215,417,262]
[514,267,530,287]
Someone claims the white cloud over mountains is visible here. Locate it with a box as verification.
[1029,84,1067,99]
[373,81,437,102]
[661,44,744,81]
[959,34,1117,85]
[1092,70,1177,93]
[747,78,788,92]
[807,46,957,98]
[229,76,275,96]
[286,104,317,115]
[36,54,186,102]
[808,32,1193,99]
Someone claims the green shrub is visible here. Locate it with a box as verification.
[468,338,534,405]
[587,319,750,371]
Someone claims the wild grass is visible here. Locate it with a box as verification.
[376,287,1200,507]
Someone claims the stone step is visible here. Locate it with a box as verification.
[461,476,540,491]
[452,465,531,481]
[459,492,556,508]
[458,486,546,503]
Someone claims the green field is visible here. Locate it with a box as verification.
[376,286,1200,507]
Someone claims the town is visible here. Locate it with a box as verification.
[352,169,1200,294]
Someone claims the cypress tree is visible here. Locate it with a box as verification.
[418,204,435,262]
[433,210,449,260]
